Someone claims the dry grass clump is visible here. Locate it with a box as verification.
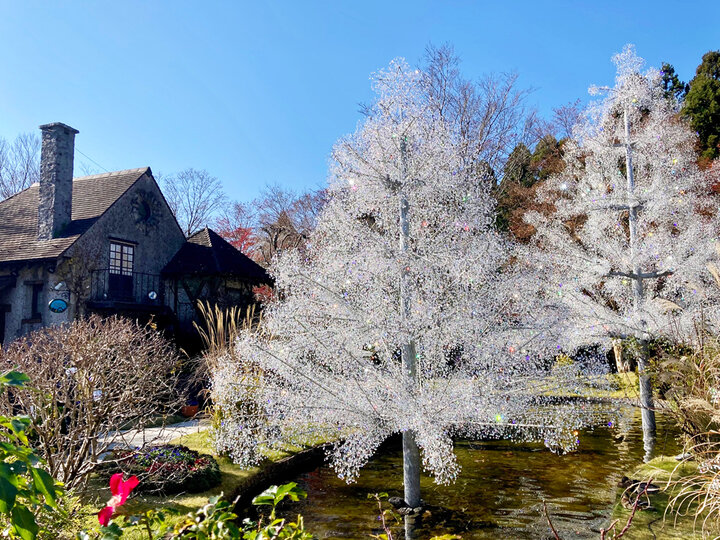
[665,436,720,536]
[193,301,263,377]
[655,328,720,536]
[657,331,720,441]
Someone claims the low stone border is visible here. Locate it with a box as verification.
[230,443,333,512]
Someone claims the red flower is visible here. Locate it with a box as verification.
[98,473,139,526]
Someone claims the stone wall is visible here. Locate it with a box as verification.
[1,171,185,345]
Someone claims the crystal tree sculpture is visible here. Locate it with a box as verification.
[525,45,720,457]
[213,60,612,507]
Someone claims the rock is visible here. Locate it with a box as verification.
[618,477,659,494]
[621,493,655,511]
[388,496,407,509]
[674,452,693,461]
[636,481,660,494]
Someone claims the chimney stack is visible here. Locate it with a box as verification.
[38,122,78,240]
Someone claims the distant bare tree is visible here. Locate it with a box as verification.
[0,133,40,199]
[420,43,542,181]
[76,159,102,177]
[253,185,326,264]
[163,168,227,236]
[551,99,583,140]
[215,185,326,265]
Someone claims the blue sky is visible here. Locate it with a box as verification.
[1,1,718,204]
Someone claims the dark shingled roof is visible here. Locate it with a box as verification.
[0,168,149,264]
[162,227,271,283]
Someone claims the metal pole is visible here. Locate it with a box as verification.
[399,136,421,507]
[623,107,656,454]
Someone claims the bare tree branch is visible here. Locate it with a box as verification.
[163,168,227,236]
[0,132,40,199]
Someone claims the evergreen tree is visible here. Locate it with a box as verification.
[683,51,720,161]
[660,62,688,103]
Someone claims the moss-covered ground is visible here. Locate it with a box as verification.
[604,455,714,539]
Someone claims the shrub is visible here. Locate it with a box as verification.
[0,315,182,489]
[101,445,221,495]
[0,370,64,540]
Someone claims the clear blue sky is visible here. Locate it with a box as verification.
[1,1,718,204]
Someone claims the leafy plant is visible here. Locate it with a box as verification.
[173,495,240,539]
[242,483,313,540]
[0,370,62,540]
[367,492,399,540]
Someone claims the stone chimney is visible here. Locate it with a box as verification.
[37,122,78,240]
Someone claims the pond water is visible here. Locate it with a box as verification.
[279,410,682,539]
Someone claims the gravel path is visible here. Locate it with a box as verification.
[103,418,210,449]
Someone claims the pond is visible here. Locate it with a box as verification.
[278,409,682,539]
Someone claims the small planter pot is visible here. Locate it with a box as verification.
[181,404,199,417]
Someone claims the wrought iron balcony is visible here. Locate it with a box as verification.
[89,269,163,306]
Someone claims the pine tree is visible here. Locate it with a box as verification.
[526,45,719,457]
[683,51,720,161]
[213,60,611,506]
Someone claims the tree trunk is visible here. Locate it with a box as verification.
[637,342,656,462]
[402,429,422,508]
[623,107,656,447]
[398,138,422,509]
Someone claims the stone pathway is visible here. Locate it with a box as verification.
[103,417,210,450]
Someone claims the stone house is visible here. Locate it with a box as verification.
[0,122,269,345]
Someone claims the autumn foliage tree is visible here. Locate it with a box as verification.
[215,200,256,255]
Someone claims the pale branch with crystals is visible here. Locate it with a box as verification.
[524,45,720,447]
[212,59,614,504]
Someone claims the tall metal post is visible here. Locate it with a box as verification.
[399,137,421,507]
[623,107,656,458]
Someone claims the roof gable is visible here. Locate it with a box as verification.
[162,227,271,283]
[0,168,149,264]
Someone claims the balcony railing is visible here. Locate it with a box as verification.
[89,269,163,306]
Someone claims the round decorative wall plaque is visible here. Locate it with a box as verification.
[48,298,68,313]
[131,190,161,234]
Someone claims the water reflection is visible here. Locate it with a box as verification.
[281,409,680,539]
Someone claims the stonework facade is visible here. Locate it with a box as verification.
[0,123,270,346]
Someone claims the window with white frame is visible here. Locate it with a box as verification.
[109,242,134,276]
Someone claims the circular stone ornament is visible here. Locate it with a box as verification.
[131,190,161,234]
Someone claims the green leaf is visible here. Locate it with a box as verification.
[30,467,57,507]
[0,371,30,389]
[0,476,18,513]
[99,522,123,540]
[252,485,278,506]
[11,505,38,540]
[274,482,307,504]
[0,461,23,485]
